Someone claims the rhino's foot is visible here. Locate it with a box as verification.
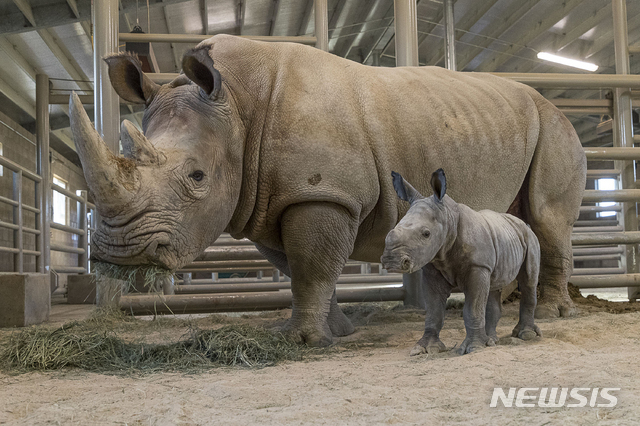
[410,339,446,356]
[327,304,355,337]
[456,332,495,355]
[512,322,542,341]
[535,293,576,319]
[277,316,333,347]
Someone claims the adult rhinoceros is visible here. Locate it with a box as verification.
[70,35,586,346]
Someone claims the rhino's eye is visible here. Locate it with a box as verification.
[422,230,431,238]
[189,170,205,182]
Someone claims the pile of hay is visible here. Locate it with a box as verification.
[0,313,308,373]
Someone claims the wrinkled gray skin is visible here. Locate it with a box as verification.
[381,169,542,355]
[69,35,586,346]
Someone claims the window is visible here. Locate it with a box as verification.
[53,175,68,225]
[596,178,617,218]
[0,142,3,176]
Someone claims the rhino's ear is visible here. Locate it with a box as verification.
[104,53,159,104]
[182,46,222,100]
[431,168,447,203]
[392,171,422,204]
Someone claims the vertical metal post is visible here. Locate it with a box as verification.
[13,170,23,273]
[372,50,381,67]
[314,0,328,52]
[394,0,423,307]
[394,0,419,67]
[612,0,639,301]
[93,0,122,307]
[93,0,120,153]
[183,272,192,284]
[273,268,280,282]
[36,74,50,275]
[78,190,88,273]
[443,0,456,71]
[360,263,371,275]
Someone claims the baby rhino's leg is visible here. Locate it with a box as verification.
[485,290,502,345]
[410,265,451,356]
[512,247,542,340]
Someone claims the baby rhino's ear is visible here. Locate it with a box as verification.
[430,168,447,203]
[391,171,423,204]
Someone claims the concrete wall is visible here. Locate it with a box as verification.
[0,111,89,285]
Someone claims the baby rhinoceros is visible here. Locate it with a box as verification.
[381,169,542,355]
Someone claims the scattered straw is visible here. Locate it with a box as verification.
[0,319,309,374]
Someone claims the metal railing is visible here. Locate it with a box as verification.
[0,155,43,273]
[49,184,96,274]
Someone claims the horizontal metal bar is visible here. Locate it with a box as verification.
[50,222,85,235]
[574,220,618,227]
[570,274,640,288]
[572,231,640,245]
[490,73,640,89]
[52,266,87,274]
[119,33,317,45]
[175,283,290,294]
[630,45,640,54]
[0,220,18,231]
[120,286,404,315]
[182,260,274,269]
[634,135,640,143]
[582,189,640,202]
[21,204,40,214]
[50,243,85,254]
[211,236,255,246]
[561,108,611,115]
[572,267,625,275]
[552,99,612,107]
[573,246,624,256]
[572,226,623,233]
[49,94,93,105]
[86,201,96,210]
[0,195,18,207]
[586,170,621,178]
[0,246,19,254]
[0,156,41,182]
[51,183,85,203]
[585,147,640,160]
[22,249,40,256]
[579,205,621,213]
[573,254,621,261]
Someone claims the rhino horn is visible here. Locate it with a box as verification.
[120,120,165,165]
[69,92,136,211]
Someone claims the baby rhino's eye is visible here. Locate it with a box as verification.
[422,229,431,238]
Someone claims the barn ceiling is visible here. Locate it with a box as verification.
[0,0,639,158]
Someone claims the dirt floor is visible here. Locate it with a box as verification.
[1,289,640,425]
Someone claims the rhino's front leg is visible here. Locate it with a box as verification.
[280,202,358,346]
[410,264,451,356]
[458,267,494,355]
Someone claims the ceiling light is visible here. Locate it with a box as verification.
[537,52,598,72]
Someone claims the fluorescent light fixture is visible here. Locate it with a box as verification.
[537,52,598,72]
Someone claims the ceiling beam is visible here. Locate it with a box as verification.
[0,37,39,81]
[297,0,313,36]
[12,0,37,27]
[269,0,281,37]
[37,29,93,93]
[424,0,500,66]
[0,0,194,36]
[455,0,542,71]
[236,0,246,35]
[0,74,35,118]
[162,6,181,72]
[337,0,389,59]
[474,0,583,73]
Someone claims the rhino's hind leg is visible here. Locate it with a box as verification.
[512,254,542,340]
[526,105,586,319]
[411,265,451,356]
[280,202,358,347]
[485,290,502,345]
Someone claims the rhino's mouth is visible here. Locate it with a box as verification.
[380,251,414,274]
[90,229,181,270]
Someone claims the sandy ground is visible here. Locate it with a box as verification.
[1,294,639,425]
